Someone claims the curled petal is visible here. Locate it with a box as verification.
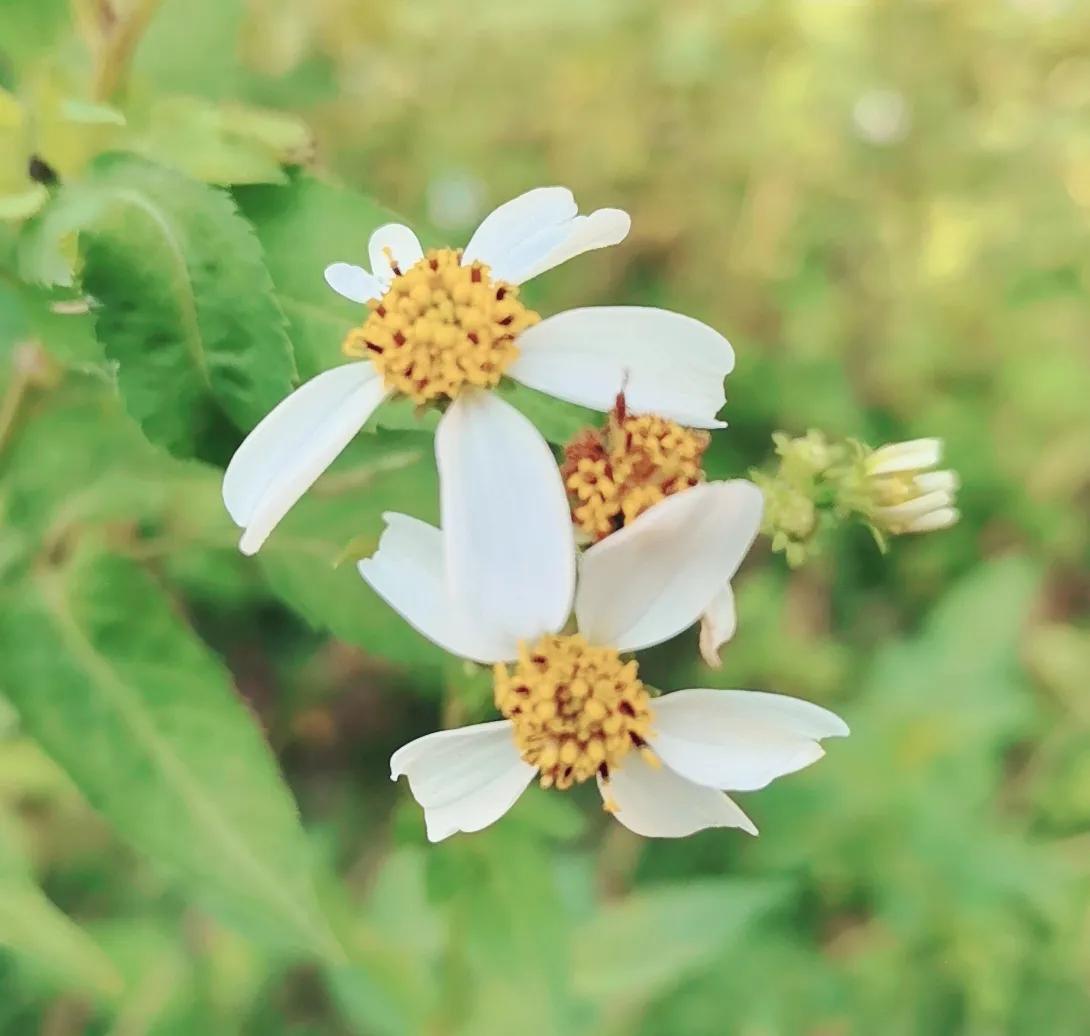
[391,721,536,842]
[699,584,737,668]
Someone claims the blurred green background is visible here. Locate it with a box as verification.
[2,0,1089,1033]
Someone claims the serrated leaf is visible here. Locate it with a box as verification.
[0,808,123,1001]
[23,154,297,456]
[0,547,340,960]
[235,175,398,382]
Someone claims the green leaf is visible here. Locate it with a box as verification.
[257,430,448,670]
[24,154,297,456]
[0,546,340,960]
[327,849,445,1036]
[235,175,397,381]
[0,807,123,1001]
[123,96,314,187]
[495,380,597,447]
[0,374,232,569]
[438,825,576,1035]
[573,878,784,1009]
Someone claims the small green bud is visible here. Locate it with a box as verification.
[756,432,960,566]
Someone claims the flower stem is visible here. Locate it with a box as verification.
[84,0,163,102]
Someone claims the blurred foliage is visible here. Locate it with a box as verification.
[1,0,1088,1033]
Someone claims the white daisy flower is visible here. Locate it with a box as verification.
[865,438,960,534]
[223,186,736,555]
[360,480,848,842]
[559,397,749,667]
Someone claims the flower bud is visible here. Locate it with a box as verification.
[864,439,960,535]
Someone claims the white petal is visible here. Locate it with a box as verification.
[436,389,575,645]
[576,481,763,652]
[600,752,757,838]
[223,364,388,556]
[866,438,943,475]
[913,470,959,494]
[323,262,384,304]
[906,506,960,533]
[461,187,577,270]
[391,721,536,842]
[358,514,520,664]
[875,488,955,524]
[508,307,734,428]
[699,584,737,668]
[368,223,425,284]
[650,689,849,792]
[489,208,632,285]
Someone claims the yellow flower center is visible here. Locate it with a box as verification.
[562,402,710,540]
[493,634,653,791]
[341,247,539,404]
[871,472,918,508]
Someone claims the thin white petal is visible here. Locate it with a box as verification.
[600,752,757,838]
[368,223,424,284]
[867,438,943,475]
[461,187,577,270]
[490,208,632,284]
[913,470,959,494]
[436,390,575,645]
[876,489,955,524]
[650,689,849,792]
[508,307,734,428]
[576,481,763,652]
[699,584,737,668]
[323,262,384,303]
[358,514,519,664]
[906,506,960,533]
[223,364,387,555]
[391,721,536,842]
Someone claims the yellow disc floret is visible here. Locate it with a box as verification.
[342,247,539,404]
[562,398,710,540]
[493,634,653,791]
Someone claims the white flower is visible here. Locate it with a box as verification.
[223,186,736,555]
[557,402,750,668]
[865,438,960,534]
[360,480,848,842]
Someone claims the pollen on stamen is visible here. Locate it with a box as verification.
[341,247,539,405]
[493,634,653,792]
[561,397,711,541]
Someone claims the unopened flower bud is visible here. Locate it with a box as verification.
[864,439,960,535]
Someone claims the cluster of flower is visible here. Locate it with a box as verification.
[219,187,951,843]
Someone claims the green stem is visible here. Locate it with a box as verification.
[0,355,32,459]
[88,0,163,102]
